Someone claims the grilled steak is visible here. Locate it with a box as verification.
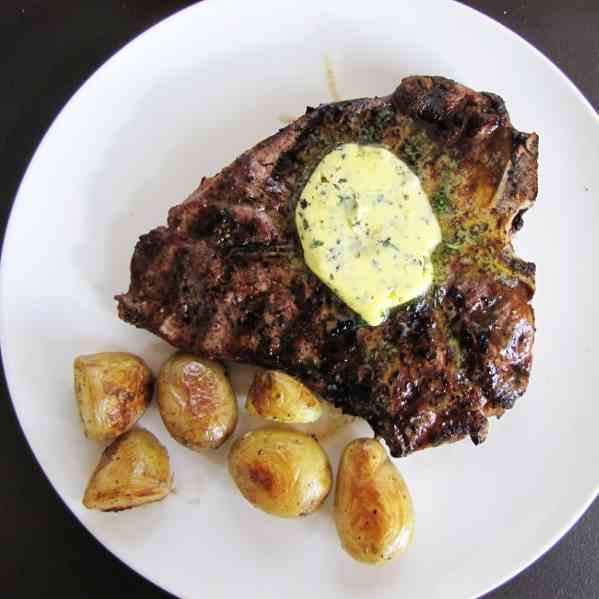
[117,76,538,457]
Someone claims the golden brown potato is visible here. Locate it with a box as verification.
[157,353,238,450]
[83,428,172,511]
[246,370,322,423]
[74,352,154,441]
[228,428,332,518]
[334,438,414,565]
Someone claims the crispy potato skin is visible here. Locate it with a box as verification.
[83,428,172,511]
[246,370,322,423]
[334,438,414,565]
[157,353,238,450]
[74,352,153,441]
[228,428,332,518]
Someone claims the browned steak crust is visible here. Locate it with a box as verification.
[117,76,538,457]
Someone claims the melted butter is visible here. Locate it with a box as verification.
[296,143,441,326]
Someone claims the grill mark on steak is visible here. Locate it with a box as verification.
[116,76,539,457]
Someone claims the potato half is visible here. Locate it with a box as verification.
[246,370,322,423]
[334,438,415,565]
[74,352,154,441]
[158,353,238,450]
[83,428,172,511]
[228,428,332,518]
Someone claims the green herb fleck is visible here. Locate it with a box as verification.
[381,237,401,252]
[402,139,421,166]
[375,107,395,130]
[445,241,462,251]
[359,125,378,143]
[432,189,450,213]
[310,239,324,249]
[354,315,370,328]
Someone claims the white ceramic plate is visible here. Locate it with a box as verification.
[1,1,598,597]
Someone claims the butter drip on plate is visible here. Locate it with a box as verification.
[296,143,441,326]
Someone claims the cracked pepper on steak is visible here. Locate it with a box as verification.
[116,76,538,457]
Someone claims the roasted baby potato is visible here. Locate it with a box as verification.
[83,428,172,511]
[228,428,332,518]
[74,352,154,441]
[157,353,238,450]
[335,438,414,565]
[246,370,322,423]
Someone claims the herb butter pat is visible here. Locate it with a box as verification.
[296,143,441,326]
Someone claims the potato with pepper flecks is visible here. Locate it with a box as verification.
[246,369,322,423]
[228,428,332,518]
[74,352,154,441]
[334,438,415,565]
[157,353,238,450]
[83,427,172,511]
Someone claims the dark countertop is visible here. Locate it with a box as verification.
[1,1,597,597]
